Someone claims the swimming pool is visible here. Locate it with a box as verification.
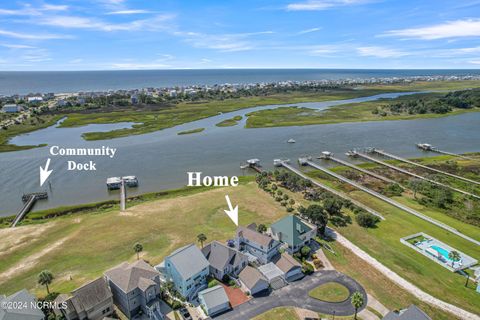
[431,245,457,262]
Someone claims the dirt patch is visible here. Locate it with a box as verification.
[221,283,250,307]
[0,235,70,283]
[0,223,56,256]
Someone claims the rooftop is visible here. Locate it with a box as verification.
[202,241,247,272]
[166,243,210,280]
[69,277,112,314]
[237,226,276,248]
[198,285,230,311]
[383,305,432,320]
[0,289,45,320]
[275,253,302,274]
[270,215,313,247]
[105,260,159,293]
[239,266,267,289]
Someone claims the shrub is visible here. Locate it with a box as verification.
[286,206,294,212]
[222,274,230,283]
[283,194,289,200]
[208,279,219,288]
[280,201,287,206]
[313,259,324,269]
[300,245,311,258]
[355,212,380,228]
[302,262,314,275]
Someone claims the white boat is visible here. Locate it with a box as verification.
[287,139,296,143]
[106,177,122,190]
[122,176,139,187]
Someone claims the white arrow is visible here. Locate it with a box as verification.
[40,158,53,187]
[224,195,238,226]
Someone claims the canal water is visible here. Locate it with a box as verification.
[1,92,480,216]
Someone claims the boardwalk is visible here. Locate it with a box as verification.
[281,162,385,220]
[305,160,480,246]
[351,151,480,200]
[372,149,480,186]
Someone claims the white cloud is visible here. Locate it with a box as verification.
[357,46,408,58]
[298,27,321,34]
[176,31,274,52]
[469,59,480,65]
[1,43,36,49]
[0,3,68,16]
[286,0,371,11]
[110,62,170,69]
[0,29,70,40]
[384,19,480,40]
[107,10,153,15]
[36,14,175,32]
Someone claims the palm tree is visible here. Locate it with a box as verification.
[448,250,461,267]
[133,242,143,260]
[38,270,54,295]
[197,233,207,248]
[351,291,364,319]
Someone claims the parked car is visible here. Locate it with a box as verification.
[179,307,192,320]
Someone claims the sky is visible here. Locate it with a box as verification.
[0,0,480,70]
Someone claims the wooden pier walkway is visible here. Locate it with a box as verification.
[372,149,480,186]
[351,151,480,200]
[305,160,480,246]
[280,161,385,220]
[11,192,48,228]
[319,154,397,185]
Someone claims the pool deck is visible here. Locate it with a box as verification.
[401,232,478,272]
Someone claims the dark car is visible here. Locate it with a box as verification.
[179,307,192,320]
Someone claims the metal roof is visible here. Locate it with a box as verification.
[166,243,210,280]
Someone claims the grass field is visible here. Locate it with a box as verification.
[0,114,62,152]
[177,127,205,135]
[321,239,460,320]
[306,167,480,315]
[308,282,350,302]
[245,92,480,128]
[253,307,300,320]
[216,115,243,127]
[0,180,287,296]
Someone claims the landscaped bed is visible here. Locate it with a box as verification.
[308,282,350,302]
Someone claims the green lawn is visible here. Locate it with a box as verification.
[216,115,243,127]
[245,92,480,128]
[0,180,288,296]
[177,127,205,135]
[308,282,350,302]
[253,307,300,320]
[307,172,480,315]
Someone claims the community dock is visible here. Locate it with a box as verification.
[11,192,48,228]
[241,159,263,173]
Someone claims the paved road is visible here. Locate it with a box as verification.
[215,270,366,320]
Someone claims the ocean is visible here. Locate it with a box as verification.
[1,69,480,95]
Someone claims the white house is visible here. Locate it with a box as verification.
[2,104,21,113]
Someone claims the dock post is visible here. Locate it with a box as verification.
[120,180,126,211]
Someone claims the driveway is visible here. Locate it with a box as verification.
[214,270,367,320]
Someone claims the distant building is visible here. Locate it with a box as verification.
[201,240,248,281]
[382,305,432,320]
[198,285,231,317]
[0,289,45,320]
[131,95,139,105]
[270,215,317,254]
[235,224,281,264]
[56,99,67,107]
[104,260,163,320]
[27,96,43,103]
[2,104,21,113]
[163,243,210,301]
[53,277,114,320]
[168,90,177,98]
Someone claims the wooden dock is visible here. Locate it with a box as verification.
[350,151,480,200]
[11,192,48,228]
[305,160,480,246]
[417,143,478,161]
[371,148,480,186]
[280,161,385,220]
